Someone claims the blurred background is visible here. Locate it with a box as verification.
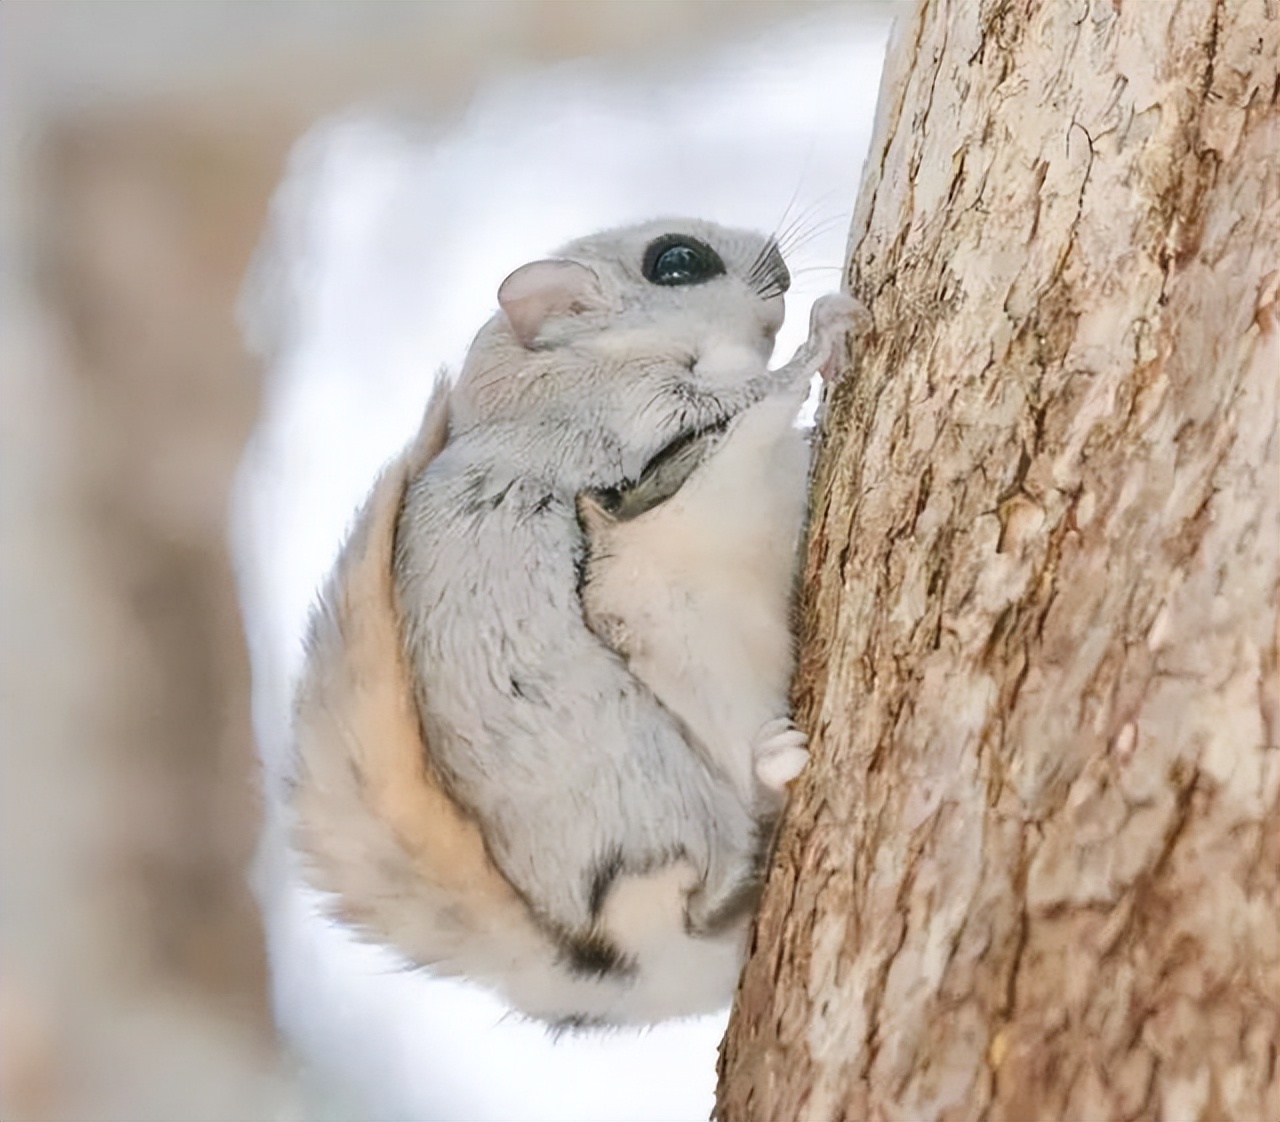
[0,3,892,1119]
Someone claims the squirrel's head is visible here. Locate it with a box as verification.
[452,219,790,430]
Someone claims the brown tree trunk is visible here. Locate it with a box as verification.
[717,2,1279,1119]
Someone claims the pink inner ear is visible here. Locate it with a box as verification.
[498,259,602,347]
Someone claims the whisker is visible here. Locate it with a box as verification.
[787,264,843,277]
[765,153,820,250]
[775,213,848,258]
[771,190,845,250]
[747,181,853,301]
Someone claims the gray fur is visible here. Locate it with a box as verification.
[387,218,861,1015]
[395,221,794,939]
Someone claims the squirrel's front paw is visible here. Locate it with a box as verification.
[807,293,872,383]
[752,716,810,792]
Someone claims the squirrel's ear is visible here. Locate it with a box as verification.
[498,259,604,347]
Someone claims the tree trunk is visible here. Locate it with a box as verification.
[717,2,1279,1119]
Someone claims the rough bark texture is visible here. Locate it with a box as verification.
[717,2,1279,1120]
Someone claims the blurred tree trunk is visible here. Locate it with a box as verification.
[717,2,1278,1119]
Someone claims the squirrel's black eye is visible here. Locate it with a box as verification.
[642,235,727,286]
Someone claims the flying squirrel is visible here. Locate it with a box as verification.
[290,218,866,1026]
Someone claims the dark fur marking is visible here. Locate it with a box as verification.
[685,875,762,937]
[563,933,633,980]
[587,846,625,918]
[488,479,516,508]
[508,675,550,706]
[548,1013,609,1038]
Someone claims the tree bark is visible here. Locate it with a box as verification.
[717,2,1278,1119]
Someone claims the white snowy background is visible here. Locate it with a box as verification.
[233,8,892,1119]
